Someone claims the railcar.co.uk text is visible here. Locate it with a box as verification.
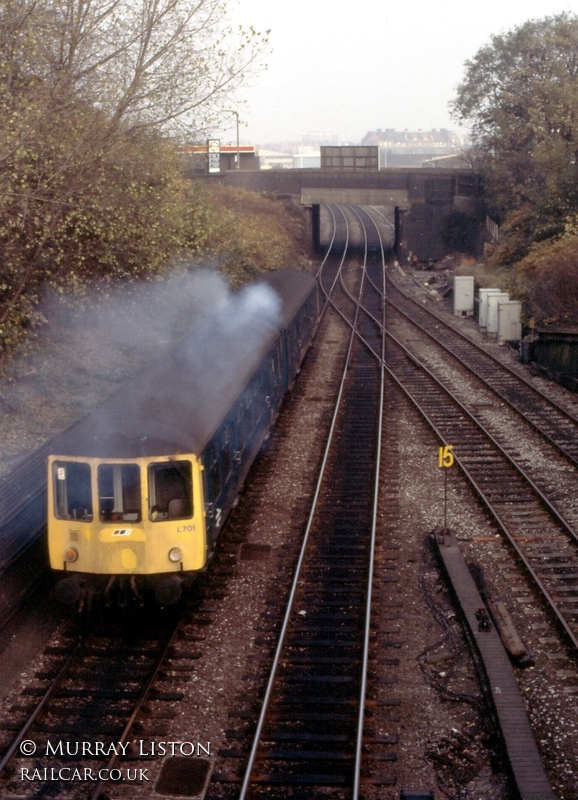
[19,739,211,782]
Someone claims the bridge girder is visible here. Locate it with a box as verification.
[301,187,409,208]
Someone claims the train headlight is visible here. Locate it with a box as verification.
[168,547,182,563]
[64,547,79,563]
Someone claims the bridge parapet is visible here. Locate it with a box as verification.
[222,167,482,203]
[219,167,484,260]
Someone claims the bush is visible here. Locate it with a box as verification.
[513,230,578,323]
[0,174,310,362]
[183,183,307,287]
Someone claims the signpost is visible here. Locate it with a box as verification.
[207,139,220,173]
[438,445,454,531]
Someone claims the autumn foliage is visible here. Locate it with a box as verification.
[0,0,270,354]
[184,184,305,288]
[512,223,578,324]
[453,12,578,322]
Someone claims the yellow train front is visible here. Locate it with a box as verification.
[46,269,319,607]
[48,454,206,605]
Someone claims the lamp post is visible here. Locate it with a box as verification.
[233,110,240,170]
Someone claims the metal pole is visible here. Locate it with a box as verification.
[223,109,241,170]
[444,468,448,531]
[235,111,240,170]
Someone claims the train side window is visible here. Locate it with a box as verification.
[98,464,141,522]
[148,461,193,521]
[53,461,93,521]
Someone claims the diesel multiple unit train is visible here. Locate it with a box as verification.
[47,269,319,606]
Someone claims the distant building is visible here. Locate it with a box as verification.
[258,145,321,170]
[178,143,259,174]
[293,154,321,169]
[293,146,321,169]
[422,153,472,169]
[258,149,293,170]
[361,128,463,168]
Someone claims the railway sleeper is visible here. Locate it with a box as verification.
[275,694,358,706]
[487,494,536,503]
[281,674,357,684]
[303,565,367,575]
[286,654,361,665]
[253,749,353,761]
[290,628,362,639]
[297,585,366,596]
[312,545,368,554]
[262,731,351,743]
[538,566,578,574]
[307,556,370,567]
[290,599,365,609]
[272,711,353,722]
[283,637,361,648]
[250,769,349,785]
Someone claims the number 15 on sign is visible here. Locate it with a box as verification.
[438,445,454,468]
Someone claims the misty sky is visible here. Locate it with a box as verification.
[223,0,577,146]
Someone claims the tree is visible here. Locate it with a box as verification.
[0,0,269,350]
[1,0,269,139]
[452,12,578,255]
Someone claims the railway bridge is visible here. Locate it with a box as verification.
[218,166,485,262]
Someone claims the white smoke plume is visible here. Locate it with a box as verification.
[0,267,280,472]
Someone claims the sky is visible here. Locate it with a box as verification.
[220,0,578,146]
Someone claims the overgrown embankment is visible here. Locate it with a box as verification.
[0,178,312,366]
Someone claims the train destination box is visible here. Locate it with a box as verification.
[453,275,475,316]
[487,292,510,334]
[478,288,502,328]
[498,300,522,344]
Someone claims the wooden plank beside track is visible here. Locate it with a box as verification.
[432,529,556,800]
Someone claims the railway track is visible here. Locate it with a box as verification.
[219,204,556,798]
[386,275,578,465]
[0,609,183,800]
[383,327,578,649]
[374,268,578,658]
[0,205,399,800]
[3,202,577,797]
[231,206,387,798]
[324,206,574,798]
[335,207,578,666]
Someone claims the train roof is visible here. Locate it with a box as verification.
[263,268,316,328]
[50,269,316,459]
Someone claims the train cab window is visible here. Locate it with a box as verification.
[98,464,141,522]
[53,461,93,521]
[148,461,193,521]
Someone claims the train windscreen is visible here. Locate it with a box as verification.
[148,461,193,521]
[98,463,141,522]
[53,461,93,521]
